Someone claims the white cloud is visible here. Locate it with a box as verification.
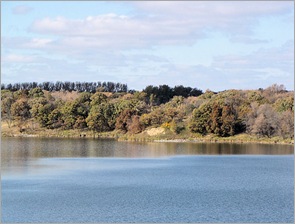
[26,1,292,51]
[2,54,35,63]
[24,38,54,48]
[12,5,33,15]
[212,40,294,72]
[2,1,289,57]
[2,40,293,91]
[133,1,292,34]
[2,1,293,90]
[230,36,269,44]
[130,40,294,91]
[133,1,291,17]
[2,37,54,50]
[29,14,199,49]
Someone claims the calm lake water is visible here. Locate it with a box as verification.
[1,138,294,222]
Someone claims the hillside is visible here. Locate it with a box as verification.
[1,83,294,144]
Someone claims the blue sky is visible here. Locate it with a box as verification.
[1,1,294,91]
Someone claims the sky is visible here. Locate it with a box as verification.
[1,1,294,91]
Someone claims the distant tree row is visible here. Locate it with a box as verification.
[1,81,128,93]
[143,84,203,104]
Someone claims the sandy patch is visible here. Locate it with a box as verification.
[146,127,165,136]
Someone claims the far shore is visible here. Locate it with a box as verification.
[1,124,293,146]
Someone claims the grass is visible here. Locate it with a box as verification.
[1,121,293,145]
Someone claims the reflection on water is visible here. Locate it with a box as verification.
[1,137,293,175]
[2,137,294,222]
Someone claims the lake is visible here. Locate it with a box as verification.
[1,137,294,222]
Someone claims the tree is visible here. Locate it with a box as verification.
[210,103,223,136]
[61,102,77,129]
[220,104,236,136]
[173,85,191,98]
[28,87,45,98]
[189,88,203,97]
[90,92,108,107]
[47,108,63,129]
[59,93,92,129]
[247,91,266,105]
[158,85,173,104]
[1,90,15,127]
[167,96,184,107]
[274,96,294,112]
[264,84,286,94]
[29,98,54,127]
[13,89,29,99]
[251,104,279,138]
[127,115,143,134]
[73,92,92,129]
[189,103,212,135]
[278,110,294,139]
[1,81,127,93]
[169,119,182,134]
[189,100,240,137]
[115,109,137,133]
[86,104,110,134]
[11,98,31,131]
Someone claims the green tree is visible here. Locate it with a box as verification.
[1,90,15,127]
[189,103,212,135]
[47,108,63,129]
[102,102,117,129]
[170,119,182,134]
[29,98,54,127]
[274,96,294,112]
[220,104,236,136]
[86,104,110,134]
[72,92,92,129]
[90,92,108,107]
[11,98,31,131]
[60,93,92,129]
[210,103,223,135]
[28,87,44,98]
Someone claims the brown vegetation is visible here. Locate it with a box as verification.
[1,83,294,144]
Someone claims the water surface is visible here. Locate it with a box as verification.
[1,138,294,222]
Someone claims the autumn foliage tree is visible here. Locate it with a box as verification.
[1,83,293,140]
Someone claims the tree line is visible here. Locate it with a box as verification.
[1,82,203,104]
[143,85,203,104]
[1,83,293,139]
[1,81,128,93]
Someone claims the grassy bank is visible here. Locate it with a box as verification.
[117,130,294,145]
[1,122,293,145]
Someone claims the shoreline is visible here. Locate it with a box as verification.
[1,129,294,146]
[1,122,293,145]
[153,139,294,145]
